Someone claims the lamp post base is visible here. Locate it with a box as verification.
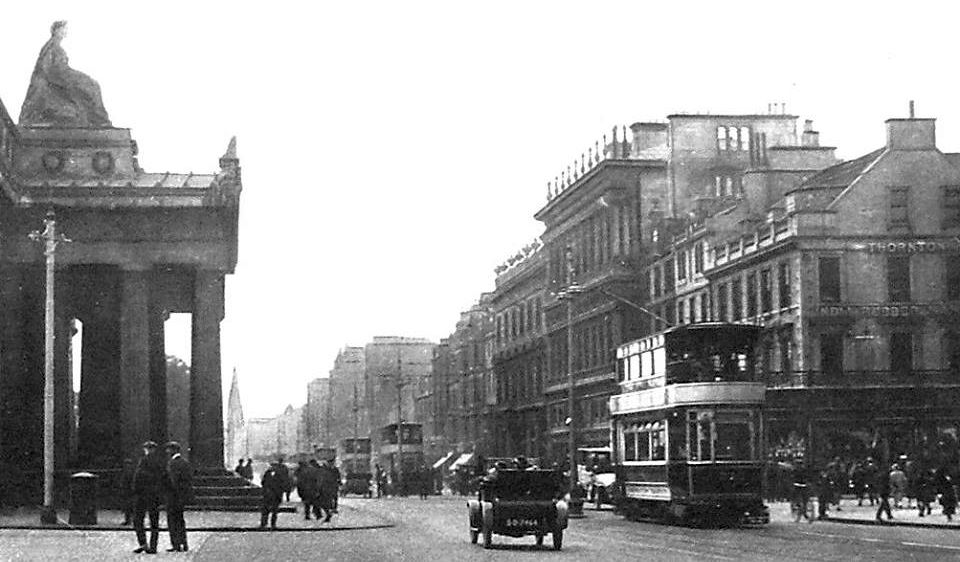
[40,505,58,525]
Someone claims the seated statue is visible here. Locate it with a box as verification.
[19,21,111,127]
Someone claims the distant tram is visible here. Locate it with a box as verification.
[339,438,372,474]
[379,423,425,495]
[610,323,768,525]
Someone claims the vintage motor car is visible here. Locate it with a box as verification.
[341,472,373,498]
[466,468,569,550]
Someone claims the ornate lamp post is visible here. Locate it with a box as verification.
[29,210,70,524]
[560,246,583,516]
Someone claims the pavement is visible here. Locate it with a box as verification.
[0,498,392,532]
[766,497,960,529]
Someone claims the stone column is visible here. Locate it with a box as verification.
[149,304,167,445]
[0,267,25,466]
[190,269,224,467]
[119,267,151,460]
[77,314,121,466]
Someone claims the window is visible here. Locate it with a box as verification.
[820,332,844,375]
[731,279,742,320]
[890,332,913,376]
[760,268,772,313]
[944,186,960,229]
[677,251,688,281]
[687,410,756,462]
[739,127,751,151]
[889,186,910,227]
[948,256,960,301]
[888,256,911,302]
[717,283,728,322]
[717,126,750,152]
[623,421,666,462]
[746,272,758,317]
[679,299,688,325]
[778,261,791,308]
[717,127,728,151]
[819,257,841,303]
[694,243,704,274]
[700,292,709,322]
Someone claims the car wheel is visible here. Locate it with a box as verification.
[552,528,563,551]
[470,529,479,544]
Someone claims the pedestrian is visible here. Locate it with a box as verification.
[241,458,254,481]
[849,461,867,507]
[132,441,165,554]
[234,459,244,478]
[917,468,936,518]
[275,456,292,502]
[316,460,339,522]
[817,468,832,520]
[330,462,342,512]
[791,459,813,523]
[374,464,385,499]
[163,441,193,552]
[417,465,432,500]
[826,457,845,511]
[875,465,893,522]
[118,458,135,526]
[864,457,878,506]
[294,461,319,520]
[903,455,918,509]
[940,473,957,522]
[889,463,907,509]
[260,460,286,529]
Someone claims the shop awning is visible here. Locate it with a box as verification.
[431,451,455,470]
[449,453,474,471]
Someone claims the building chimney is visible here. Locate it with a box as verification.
[886,116,936,150]
[909,100,915,118]
[801,120,820,147]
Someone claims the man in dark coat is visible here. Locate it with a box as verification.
[260,461,286,529]
[132,441,166,554]
[875,465,893,521]
[294,461,319,520]
[164,442,193,552]
[316,460,339,522]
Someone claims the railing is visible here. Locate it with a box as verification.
[766,369,960,389]
[545,125,637,202]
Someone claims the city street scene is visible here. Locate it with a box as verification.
[4,2,960,561]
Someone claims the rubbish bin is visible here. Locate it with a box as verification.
[69,472,99,525]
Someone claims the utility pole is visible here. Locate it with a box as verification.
[561,245,584,516]
[396,349,403,493]
[352,383,359,473]
[29,210,69,525]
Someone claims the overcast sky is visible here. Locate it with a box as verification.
[4,1,960,418]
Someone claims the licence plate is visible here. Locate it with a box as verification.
[505,518,538,528]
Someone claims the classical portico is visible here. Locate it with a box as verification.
[0,100,241,503]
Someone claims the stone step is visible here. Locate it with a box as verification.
[193,486,262,497]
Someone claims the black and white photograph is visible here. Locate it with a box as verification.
[3,1,960,560]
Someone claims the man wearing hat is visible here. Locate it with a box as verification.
[164,442,193,552]
[132,441,166,554]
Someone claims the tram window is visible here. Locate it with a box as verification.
[714,411,754,461]
[652,347,666,376]
[651,423,666,461]
[624,426,637,461]
[629,353,641,380]
[637,424,651,460]
[641,350,653,378]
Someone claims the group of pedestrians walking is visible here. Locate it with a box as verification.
[258,457,341,529]
[787,454,959,523]
[121,440,194,554]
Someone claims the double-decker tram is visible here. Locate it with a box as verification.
[609,323,768,526]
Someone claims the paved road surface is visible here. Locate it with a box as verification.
[5,496,960,561]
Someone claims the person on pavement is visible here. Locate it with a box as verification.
[917,468,936,518]
[260,460,286,529]
[889,463,907,509]
[316,460,339,522]
[791,459,813,523]
[275,456,292,502]
[940,473,957,521]
[132,441,166,554]
[294,460,319,520]
[164,441,193,552]
[875,465,893,521]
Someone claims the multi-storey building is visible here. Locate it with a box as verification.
[324,347,367,450]
[305,377,330,447]
[643,107,960,466]
[491,241,547,458]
